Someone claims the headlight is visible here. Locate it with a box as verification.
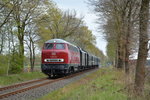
[59,59,64,62]
[44,59,48,62]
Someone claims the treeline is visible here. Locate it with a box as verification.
[89,0,150,95]
[0,0,105,75]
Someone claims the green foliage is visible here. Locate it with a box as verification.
[36,5,84,45]
[9,52,23,74]
[107,40,116,61]
[0,52,24,75]
[0,55,8,75]
[67,26,96,49]
[35,6,61,47]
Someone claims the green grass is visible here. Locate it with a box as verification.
[39,68,127,100]
[0,72,46,87]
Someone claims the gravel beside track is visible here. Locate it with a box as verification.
[1,68,98,100]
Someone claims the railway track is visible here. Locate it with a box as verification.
[0,68,97,99]
[0,78,48,91]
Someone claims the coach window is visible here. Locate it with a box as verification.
[44,43,53,49]
[56,44,65,49]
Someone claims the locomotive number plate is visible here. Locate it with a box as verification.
[51,52,56,55]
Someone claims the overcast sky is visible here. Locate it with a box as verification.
[53,0,107,55]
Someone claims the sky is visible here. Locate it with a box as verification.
[53,0,107,55]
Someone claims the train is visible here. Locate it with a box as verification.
[41,39,100,77]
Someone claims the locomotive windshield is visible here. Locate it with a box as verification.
[44,43,65,49]
[56,44,65,49]
[44,43,54,49]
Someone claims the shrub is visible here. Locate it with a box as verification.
[0,55,9,75]
[9,52,23,74]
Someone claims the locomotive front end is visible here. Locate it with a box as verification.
[41,39,69,77]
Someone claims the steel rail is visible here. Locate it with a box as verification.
[0,78,48,91]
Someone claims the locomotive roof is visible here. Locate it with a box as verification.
[45,39,68,43]
[45,39,76,47]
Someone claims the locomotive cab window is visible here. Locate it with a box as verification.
[56,44,65,49]
[44,43,54,49]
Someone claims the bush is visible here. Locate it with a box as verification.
[9,52,23,74]
[0,55,8,75]
[0,52,23,75]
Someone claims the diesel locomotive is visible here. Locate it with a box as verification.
[41,39,100,77]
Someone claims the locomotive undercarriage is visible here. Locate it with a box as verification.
[41,64,73,78]
[41,63,99,78]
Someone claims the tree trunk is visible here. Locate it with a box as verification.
[29,38,36,72]
[115,49,118,68]
[134,0,149,95]
[18,31,24,71]
[125,40,130,74]
[0,33,5,54]
[125,3,132,74]
[32,42,35,72]
[117,31,125,69]
[17,14,25,71]
[116,13,126,69]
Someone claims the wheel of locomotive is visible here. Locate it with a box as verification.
[63,70,68,77]
[70,67,74,74]
[77,67,80,72]
[78,66,82,72]
[67,67,71,75]
[48,74,56,79]
[48,75,52,79]
[67,67,73,75]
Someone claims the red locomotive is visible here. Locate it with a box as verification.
[41,39,100,77]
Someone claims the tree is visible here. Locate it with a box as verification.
[89,0,128,68]
[36,9,83,44]
[134,0,150,95]
[0,0,14,54]
[25,24,39,72]
[0,0,13,29]
[106,40,116,66]
[0,29,6,54]
[88,0,141,73]
[10,0,41,70]
[67,26,96,49]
